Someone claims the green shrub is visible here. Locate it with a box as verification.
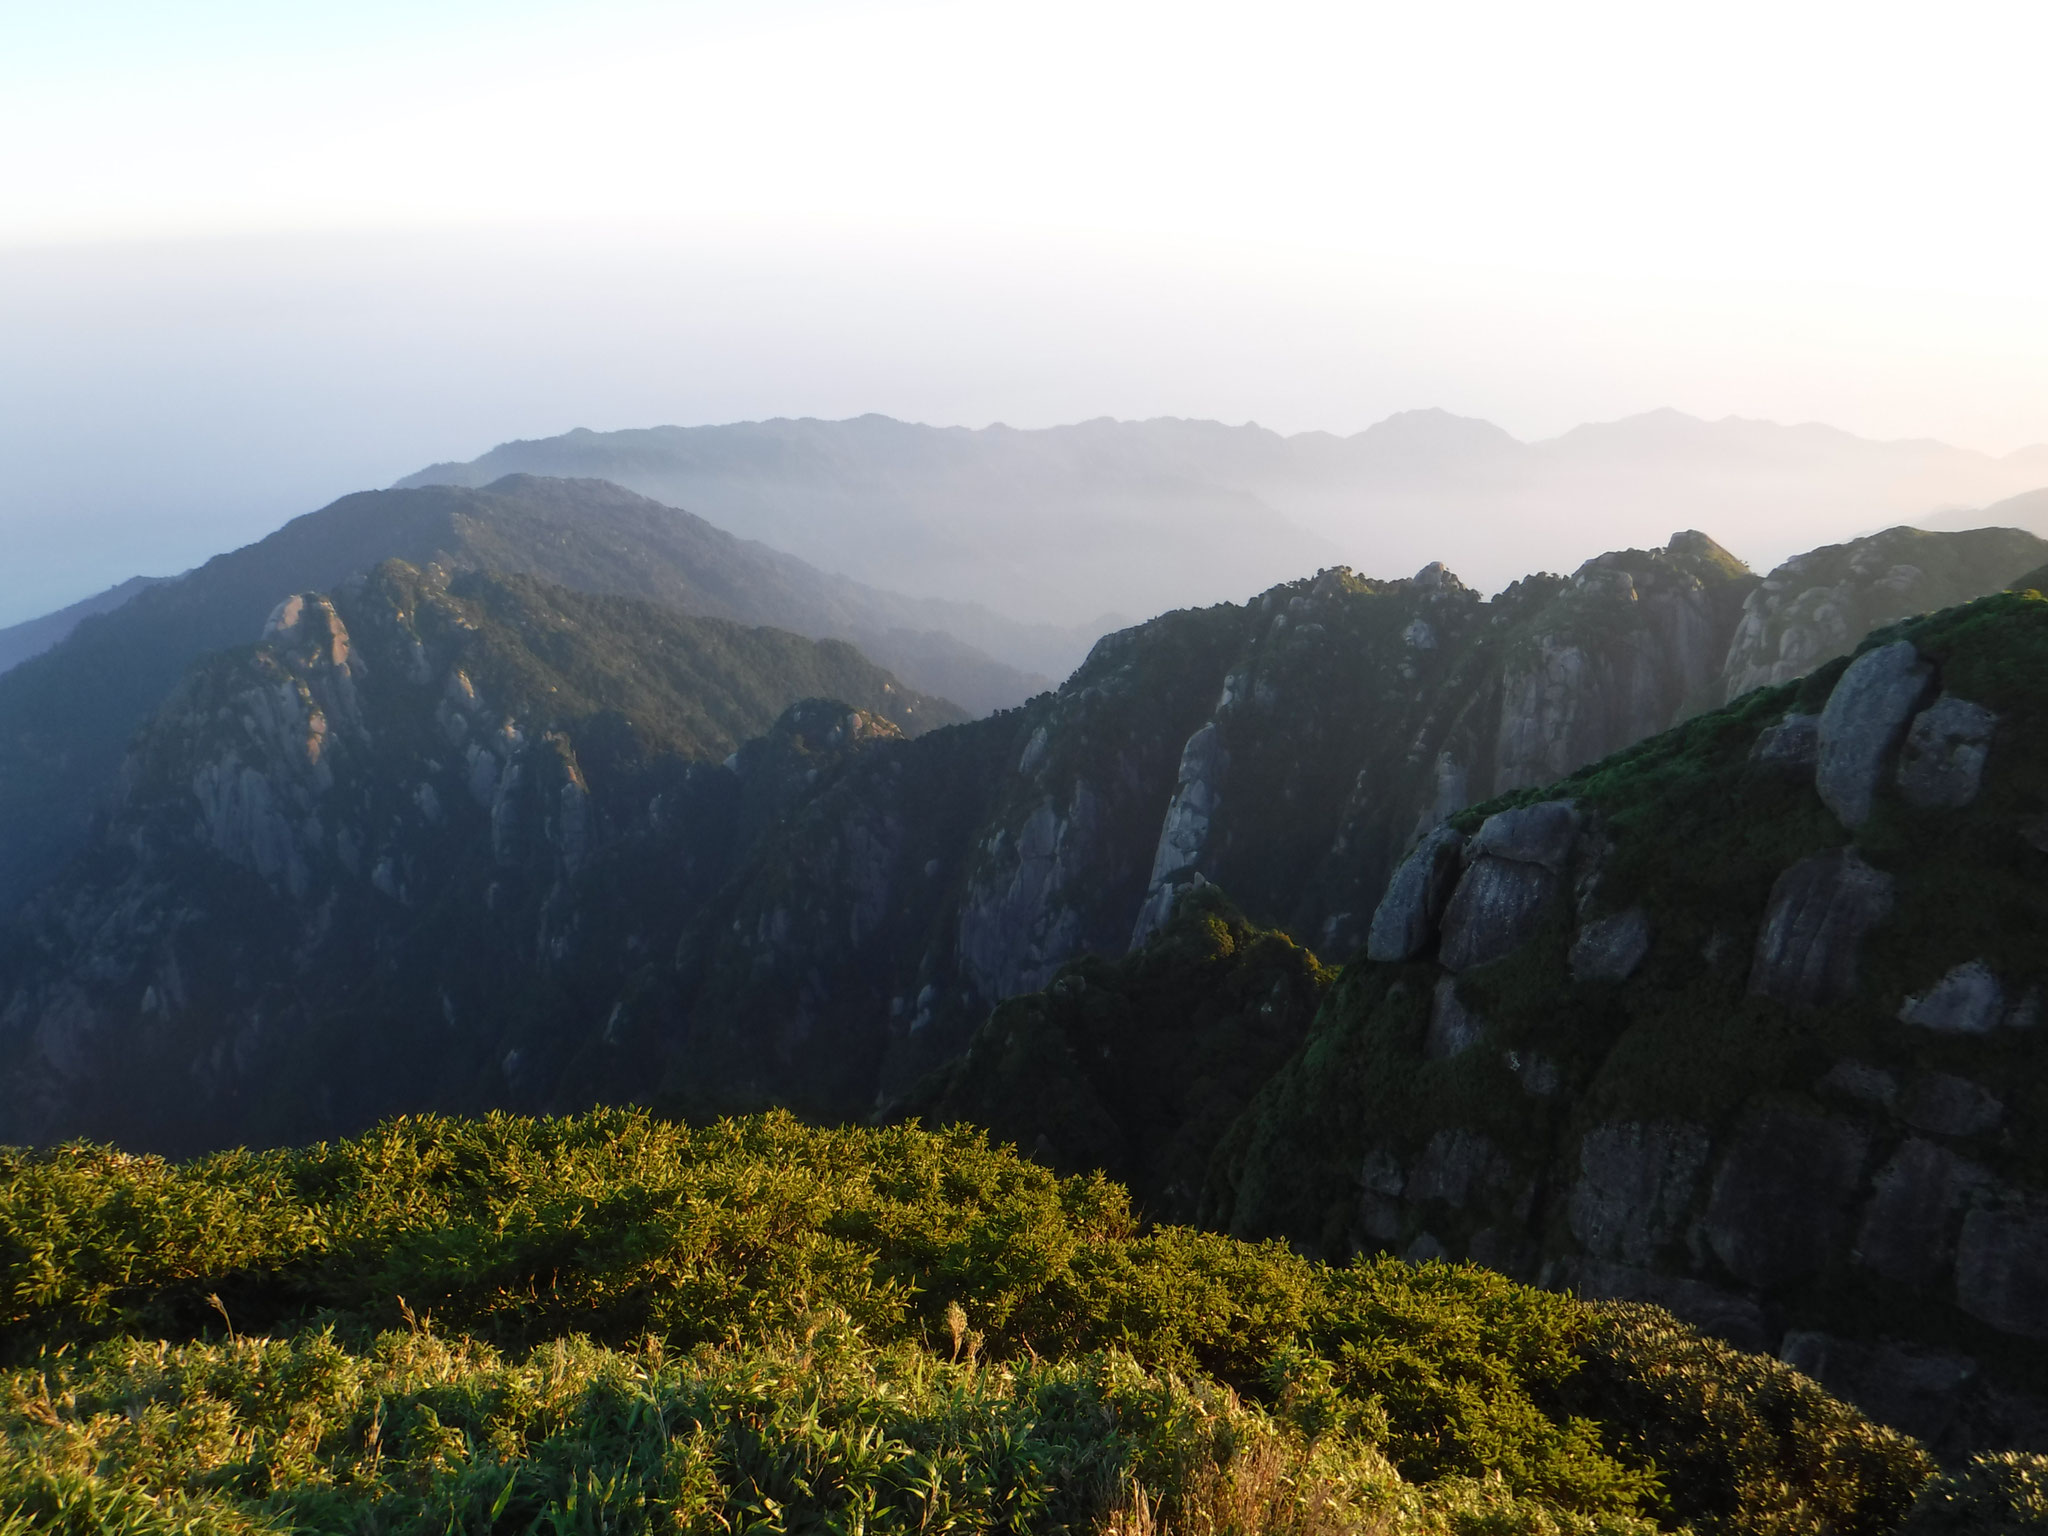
[1904,1452,2048,1533]
[0,1111,1935,1532]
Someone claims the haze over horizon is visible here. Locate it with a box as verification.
[5,0,2047,625]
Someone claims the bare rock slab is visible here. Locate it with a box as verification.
[1749,848,1895,1006]
[1896,693,1997,810]
[1365,823,1465,962]
[1704,1105,1869,1289]
[1816,640,1933,827]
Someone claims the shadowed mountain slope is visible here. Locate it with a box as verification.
[0,475,1050,916]
[6,525,2042,1157]
[0,563,959,1152]
[0,575,166,676]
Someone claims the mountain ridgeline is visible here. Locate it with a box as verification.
[397,410,2048,632]
[3,518,2041,1155]
[0,475,1072,916]
[2,487,2048,1459]
[0,562,960,1150]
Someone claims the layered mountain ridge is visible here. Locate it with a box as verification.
[1200,590,2048,1455]
[399,411,2048,628]
[0,475,1071,917]
[4,519,2040,1159]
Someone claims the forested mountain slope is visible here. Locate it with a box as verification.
[4,527,2042,1156]
[0,475,1047,915]
[0,564,957,1151]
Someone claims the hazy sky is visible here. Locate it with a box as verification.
[4,0,2047,623]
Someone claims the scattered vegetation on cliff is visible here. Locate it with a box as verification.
[899,885,1334,1223]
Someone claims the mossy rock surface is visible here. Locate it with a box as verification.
[1214,592,2048,1454]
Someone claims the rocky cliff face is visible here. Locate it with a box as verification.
[631,534,1761,1117]
[6,525,2034,1152]
[1721,525,2047,700]
[0,475,1049,918]
[1212,591,2048,1456]
[0,562,956,1151]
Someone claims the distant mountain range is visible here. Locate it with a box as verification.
[1915,485,2048,539]
[399,410,2048,627]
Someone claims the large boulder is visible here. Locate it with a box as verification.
[1750,712,1820,770]
[1748,848,1895,1006]
[1900,959,2007,1034]
[1855,1138,1991,1289]
[1364,823,1466,962]
[1896,693,1997,810]
[1423,976,1484,1059]
[1816,640,1933,827]
[1567,1120,1712,1266]
[1703,1105,1870,1289]
[1438,858,1557,971]
[1468,799,1582,869]
[1956,1195,2048,1341]
[1569,906,1652,983]
[1436,800,1580,971]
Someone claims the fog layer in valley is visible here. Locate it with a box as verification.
[402,410,2048,630]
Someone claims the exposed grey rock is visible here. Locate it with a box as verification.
[1130,722,1230,947]
[1357,1149,1406,1242]
[1569,906,1652,983]
[1569,1120,1712,1266]
[1815,640,1933,827]
[1957,1195,2048,1340]
[1423,976,1484,1059]
[2024,816,2048,855]
[1779,1332,1980,1447]
[1750,712,1820,769]
[1469,799,1582,871]
[1494,543,1735,793]
[957,782,1104,1000]
[1855,1139,1990,1288]
[1437,856,1558,971]
[1748,848,1894,1006]
[1408,1128,1509,1210]
[1364,823,1466,962]
[1901,1074,2004,1138]
[1900,960,2007,1034]
[1703,1106,1869,1289]
[1412,561,1454,589]
[1895,693,1997,810]
[1816,1058,1899,1110]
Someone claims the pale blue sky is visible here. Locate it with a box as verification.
[2,0,2046,623]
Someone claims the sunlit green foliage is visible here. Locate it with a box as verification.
[0,1111,1930,1533]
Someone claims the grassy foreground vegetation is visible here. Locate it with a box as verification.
[0,1109,2018,1533]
